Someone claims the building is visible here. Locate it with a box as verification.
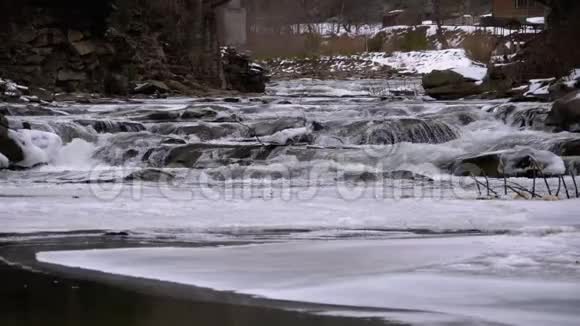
[216,0,247,47]
[382,9,422,27]
[491,0,547,23]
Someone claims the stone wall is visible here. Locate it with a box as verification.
[0,0,229,95]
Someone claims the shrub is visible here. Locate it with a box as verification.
[399,28,430,52]
[367,33,385,52]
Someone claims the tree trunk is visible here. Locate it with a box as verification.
[432,0,449,49]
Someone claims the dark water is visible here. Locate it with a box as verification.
[0,237,402,326]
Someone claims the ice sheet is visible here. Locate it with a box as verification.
[38,234,580,326]
[2,183,580,237]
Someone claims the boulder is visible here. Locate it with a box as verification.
[166,80,192,94]
[546,90,580,132]
[222,47,269,93]
[0,114,24,163]
[71,40,97,56]
[422,70,483,100]
[181,108,218,120]
[133,80,170,95]
[562,156,580,174]
[552,139,580,156]
[141,111,181,121]
[422,70,466,89]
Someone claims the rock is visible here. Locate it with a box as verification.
[342,170,434,183]
[104,73,129,95]
[423,70,466,89]
[171,123,241,140]
[133,80,170,95]
[422,70,483,100]
[181,108,218,120]
[548,80,578,100]
[163,145,204,167]
[165,80,192,94]
[224,98,241,103]
[562,156,580,174]
[552,139,580,156]
[124,168,176,182]
[160,137,187,145]
[251,117,306,137]
[103,231,130,237]
[387,170,434,182]
[67,30,84,43]
[0,113,8,138]
[222,47,269,93]
[34,28,66,47]
[71,40,97,56]
[28,87,54,102]
[57,70,87,81]
[142,111,181,121]
[122,149,140,162]
[0,114,24,163]
[162,143,272,168]
[14,29,38,44]
[453,147,565,178]
[546,90,580,132]
[0,136,24,163]
[24,54,46,65]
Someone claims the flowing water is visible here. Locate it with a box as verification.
[2,79,580,325]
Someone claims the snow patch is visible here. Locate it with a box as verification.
[8,129,63,168]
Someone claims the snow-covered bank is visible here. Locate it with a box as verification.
[267,49,486,81]
[38,231,580,325]
[366,49,487,79]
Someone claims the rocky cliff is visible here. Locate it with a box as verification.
[0,0,232,96]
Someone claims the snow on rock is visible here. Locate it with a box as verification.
[526,17,545,25]
[8,129,63,168]
[0,78,28,98]
[451,65,488,82]
[501,147,566,176]
[261,127,310,145]
[525,78,555,97]
[0,152,8,168]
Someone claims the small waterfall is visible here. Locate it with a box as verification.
[492,104,552,130]
[92,132,166,166]
[74,119,146,134]
[362,118,460,145]
[48,121,98,143]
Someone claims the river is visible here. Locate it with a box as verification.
[1,79,580,325]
